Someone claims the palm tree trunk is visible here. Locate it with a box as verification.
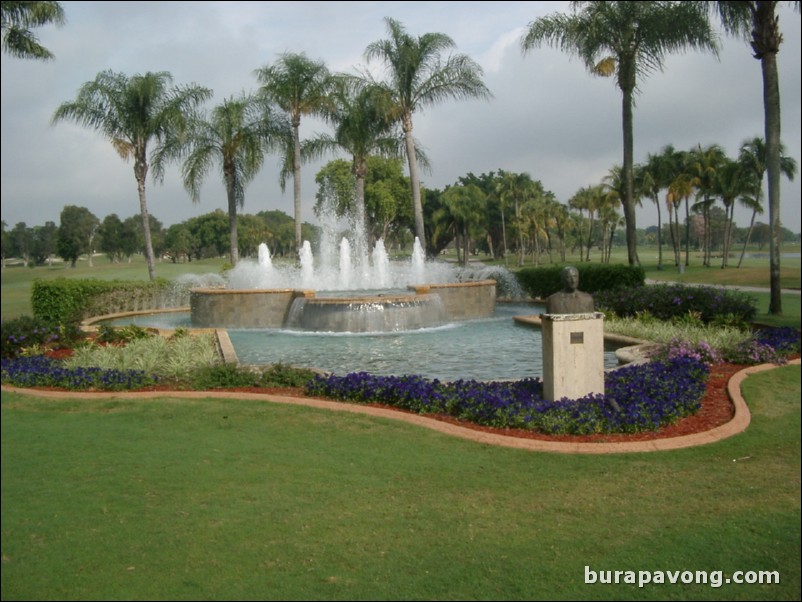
[684,197,690,267]
[134,159,157,281]
[292,119,302,256]
[501,209,508,267]
[621,85,639,266]
[762,44,783,314]
[402,114,426,252]
[737,209,758,268]
[226,175,239,266]
[654,195,663,270]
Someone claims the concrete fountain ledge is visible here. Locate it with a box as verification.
[189,279,497,331]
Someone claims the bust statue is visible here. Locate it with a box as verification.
[545,266,595,314]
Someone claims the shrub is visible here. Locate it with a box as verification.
[595,283,757,324]
[183,362,316,389]
[31,278,181,324]
[515,264,645,300]
[1,316,82,359]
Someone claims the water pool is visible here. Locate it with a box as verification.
[101,303,620,382]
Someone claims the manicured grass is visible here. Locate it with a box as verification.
[2,363,800,601]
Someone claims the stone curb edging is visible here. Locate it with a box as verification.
[3,359,797,455]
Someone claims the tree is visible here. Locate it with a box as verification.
[441,183,487,266]
[255,53,334,255]
[496,171,537,266]
[175,94,289,266]
[1,0,64,60]
[688,143,727,267]
[313,79,403,255]
[9,221,31,266]
[52,70,211,280]
[736,136,797,267]
[365,17,492,251]
[522,1,718,266]
[30,221,57,265]
[57,205,98,268]
[638,147,678,270]
[185,210,229,260]
[712,1,800,313]
[163,223,194,263]
[0,220,7,268]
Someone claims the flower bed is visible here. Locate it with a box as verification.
[305,357,709,435]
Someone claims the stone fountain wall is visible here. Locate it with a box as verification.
[409,280,497,320]
[190,288,311,329]
[190,280,497,330]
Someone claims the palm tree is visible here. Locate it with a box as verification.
[1,0,64,60]
[496,171,537,266]
[568,184,606,262]
[364,17,492,252]
[688,143,726,267]
[52,70,212,280]
[311,78,403,255]
[522,1,718,266]
[667,151,698,269]
[173,94,289,266]
[255,53,334,255]
[736,136,797,267]
[601,166,625,264]
[712,1,800,313]
[714,158,750,268]
[638,147,678,270]
[441,183,487,266]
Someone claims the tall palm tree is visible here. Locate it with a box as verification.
[688,143,727,267]
[255,53,334,255]
[736,136,797,267]
[441,183,487,266]
[52,70,212,280]
[1,0,64,60]
[496,171,538,266]
[713,157,750,268]
[173,94,289,266]
[311,78,403,255]
[364,17,492,253]
[601,165,625,264]
[522,1,718,267]
[712,1,800,313]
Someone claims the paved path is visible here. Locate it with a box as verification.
[2,359,798,455]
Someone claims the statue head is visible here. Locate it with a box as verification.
[560,266,579,293]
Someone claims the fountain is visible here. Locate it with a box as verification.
[190,234,497,332]
[190,192,506,333]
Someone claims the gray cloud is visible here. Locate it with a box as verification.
[2,1,799,234]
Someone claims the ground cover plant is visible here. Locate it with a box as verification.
[305,357,710,435]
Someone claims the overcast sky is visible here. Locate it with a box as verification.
[2,1,800,235]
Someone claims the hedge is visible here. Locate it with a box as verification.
[515,264,645,300]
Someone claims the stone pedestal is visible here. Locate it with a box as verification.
[541,312,605,401]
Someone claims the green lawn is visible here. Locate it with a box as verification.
[1,364,799,601]
[2,245,800,599]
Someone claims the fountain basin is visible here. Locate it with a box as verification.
[289,293,447,333]
[190,280,497,332]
